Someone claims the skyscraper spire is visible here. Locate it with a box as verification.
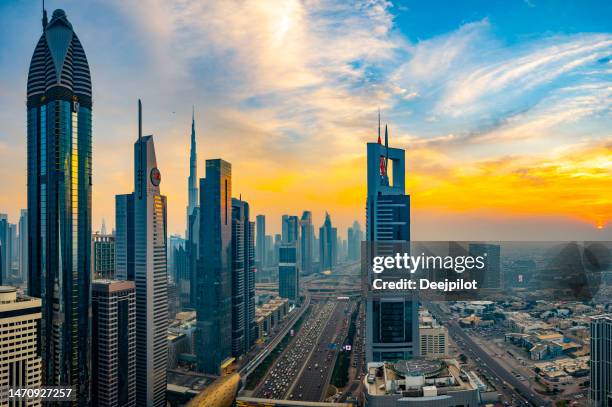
[384,124,389,170]
[138,99,142,140]
[42,0,48,29]
[187,106,199,235]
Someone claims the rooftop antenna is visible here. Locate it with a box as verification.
[138,99,142,140]
[42,0,48,29]
[384,124,389,170]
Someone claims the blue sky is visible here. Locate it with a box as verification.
[0,0,610,239]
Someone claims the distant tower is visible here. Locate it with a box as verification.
[114,101,168,406]
[256,215,266,267]
[300,211,314,274]
[186,107,198,236]
[26,7,92,403]
[365,119,418,362]
[319,213,337,271]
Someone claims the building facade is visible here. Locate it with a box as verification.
[278,244,299,303]
[300,211,314,275]
[231,198,256,356]
[256,215,266,268]
[0,287,42,407]
[319,212,337,271]
[92,232,115,279]
[114,101,168,406]
[590,314,612,407]
[196,159,233,374]
[365,124,418,363]
[92,280,136,407]
[26,8,92,403]
[19,210,28,286]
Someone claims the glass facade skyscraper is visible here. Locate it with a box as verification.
[114,101,168,406]
[26,9,92,404]
[365,124,418,363]
[590,314,612,407]
[319,212,337,271]
[196,159,233,374]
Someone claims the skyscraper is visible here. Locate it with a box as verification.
[300,211,314,274]
[282,215,299,244]
[279,244,299,303]
[365,121,418,362]
[0,287,42,406]
[186,107,198,236]
[27,8,92,403]
[92,280,136,407]
[114,101,168,406]
[196,159,233,374]
[590,314,612,407]
[92,232,115,279]
[319,212,337,271]
[0,215,11,285]
[187,206,200,308]
[231,198,256,356]
[19,209,28,286]
[347,220,362,261]
[256,215,266,267]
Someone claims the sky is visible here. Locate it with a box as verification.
[0,0,610,240]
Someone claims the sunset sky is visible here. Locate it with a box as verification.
[0,0,610,240]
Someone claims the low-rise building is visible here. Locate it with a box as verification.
[363,359,481,407]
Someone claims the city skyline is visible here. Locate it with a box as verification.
[0,1,611,240]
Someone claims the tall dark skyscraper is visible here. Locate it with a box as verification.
[256,214,266,267]
[365,121,418,362]
[196,159,233,374]
[590,314,612,407]
[319,212,337,271]
[115,101,168,406]
[231,198,256,356]
[26,8,92,403]
[186,107,198,236]
[279,244,299,303]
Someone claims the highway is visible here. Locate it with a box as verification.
[240,293,311,379]
[427,302,551,407]
[288,300,353,402]
[254,301,335,399]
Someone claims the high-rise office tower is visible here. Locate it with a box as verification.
[468,243,501,289]
[173,244,190,307]
[590,314,612,407]
[187,206,200,307]
[231,198,256,355]
[168,234,185,282]
[196,159,233,374]
[186,107,198,237]
[92,232,115,279]
[0,287,42,406]
[347,220,362,261]
[0,215,11,284]
[19,210,28,286]
[92,280,136,407]
[256,215,266,267]
[273,234,282,265]
[365,121,418,362]
[114,101,168,406]
[26,8,92,403]
[279,244,299,303]
[282,215,299,244]
[265,235,274,266]
[300,211,314,274]
[319,212,337,271]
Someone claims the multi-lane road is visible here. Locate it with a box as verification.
[288,300,353,402]
[253,301,336,399]
[427,302,551,407]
